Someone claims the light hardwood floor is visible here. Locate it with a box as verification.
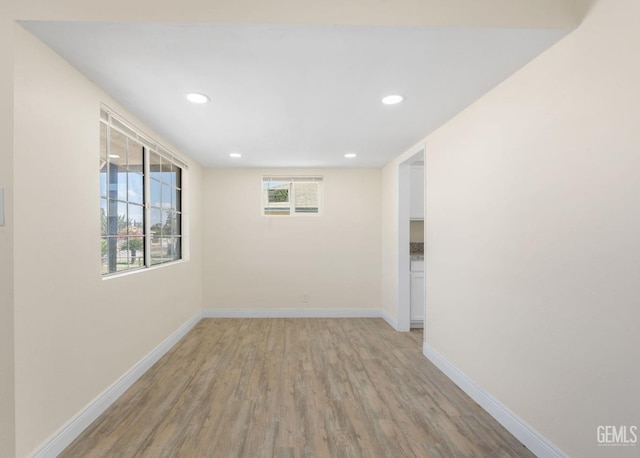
[61,318,534,457]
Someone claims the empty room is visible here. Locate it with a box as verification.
[0,0,638,457]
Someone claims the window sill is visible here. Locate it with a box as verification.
[101,259,187,280]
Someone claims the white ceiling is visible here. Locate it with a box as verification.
[21,22,568,168]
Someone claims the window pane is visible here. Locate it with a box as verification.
[106,200,118,237]
[174,188,181,212]
[149,151,162,182]
[128,173,143,205]
[163,237,176,259]
[162,211,180,236]
[112,118,136,139]
[128,204,144,232]
[129,235,144,266]
[105,236,118,274]
[150,208,163,239]
[150,246,164,265]
[109,129,127,165]
[116,236,144,271]
[100,199,108,236]
[174,167,181,189]
[161,160,172,184]
[117,201,128,233]
[116,169,128,201]
[117,237,129,271]
[294,182,319,214]
[108,131,128,201]
[262,177,322,217]
[161,183,172,210]
[162,210,172,237]
[150,232,164,265]
[127,138,144,173]
[101,237,109,274]
[170,237,181,261]
[101,114,183,274]
[109,154,127,169]
[151,237,169,265]
[107,159,126,202]
[174,213,181,237]
[268,186,289,203]
[264,181,290,215]
[150,178,161,208]
[100,162,108,198]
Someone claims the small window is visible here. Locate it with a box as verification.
[262,176,322,216]
[100,106,186,276]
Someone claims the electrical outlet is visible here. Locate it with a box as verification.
[302,294,309,303]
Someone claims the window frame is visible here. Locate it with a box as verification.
[261,176,323,217]
[100,106,187,277]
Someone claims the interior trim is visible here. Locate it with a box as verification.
[381,309,399,330]
[423,343,567,458]
[202,307,384,319]
[31,312,203,458]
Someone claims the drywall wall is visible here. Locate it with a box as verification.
[417,0,639,456]
[202,168,381,311]
[380,163,399,321]
[0,16,15,458]
[12,26,203,457]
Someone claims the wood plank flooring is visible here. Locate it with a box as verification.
[60,319,534,457]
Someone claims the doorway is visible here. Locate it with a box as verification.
[397,147,425,335]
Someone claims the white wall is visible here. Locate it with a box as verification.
[0,16,16,458]
[202,168,381,311]
[12,26,203,457]
[380,164,398,321]
[408,0,638,456]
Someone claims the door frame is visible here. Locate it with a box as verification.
[397,145,425,332]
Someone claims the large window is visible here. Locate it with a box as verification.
[100,107,185,275]
[262,176,322,216]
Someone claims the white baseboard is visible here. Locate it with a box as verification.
[31,311,204,458]
[422,343,567,458]
[31,308,393,457]
[202,307,384,319]
[381,310,399,330]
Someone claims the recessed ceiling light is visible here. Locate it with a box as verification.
[229,153,242,158]
[381,95,404,105]
[186,92,210,104]
[344,153,357,158]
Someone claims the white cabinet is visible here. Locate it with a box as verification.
[410,165,424,220]
[410,271,425,323]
